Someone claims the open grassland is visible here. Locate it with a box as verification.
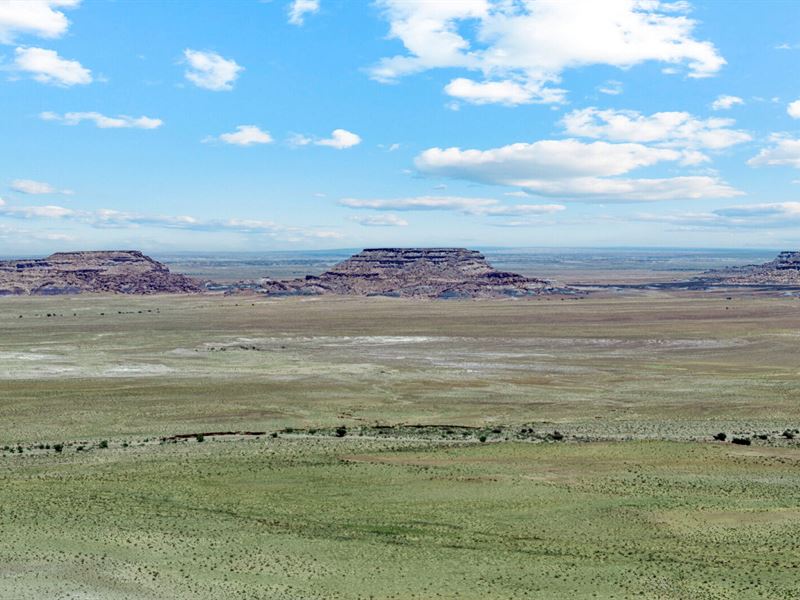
[2,292,800,598]
[1,437,799,599]
[1,292,799,443]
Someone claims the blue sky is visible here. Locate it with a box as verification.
[2,0,800,253]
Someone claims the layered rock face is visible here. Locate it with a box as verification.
[707,251,800,285]
[0,251,200,295]
[257,248,570,298]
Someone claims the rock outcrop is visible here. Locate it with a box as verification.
[705,250,800,285]
[0,250,201,295]
[251,248,572,298]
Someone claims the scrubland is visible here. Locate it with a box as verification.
[1,292,799,598]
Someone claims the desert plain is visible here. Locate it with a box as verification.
[1,288,799,599]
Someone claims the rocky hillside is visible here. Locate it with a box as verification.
[706,250,800,285]
[0,251,200,295]
[253,248,572,298]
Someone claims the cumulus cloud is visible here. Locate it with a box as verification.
[787,100,800,119]
[748,135,800,169]
[711,95,744,110]
[416,140,680,182]
[340,195,565,216]
[215,125,273,146]
[415,139,742,201]
[444,78,561,106]
[351,214,409,227]
[561,107,751,152]
[13,46,91,86]
[10,179,71,195]
[370,0,724,105]
[183,49,243,91]
[40,111,163,129]
[288,0,319,25]
[315,129,361,149]
[0,0,79,44]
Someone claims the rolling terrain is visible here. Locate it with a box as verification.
[1,252,799,599]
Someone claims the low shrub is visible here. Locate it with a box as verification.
[713,432,727,441]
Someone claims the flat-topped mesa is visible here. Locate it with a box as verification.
[706,250,800,285]
[772,251,800,270]
[0,250,200,295]
[257,247,573,298]
[325,248,495,279]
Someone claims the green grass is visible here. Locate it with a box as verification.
[1,438,799,599]
[1,292,800,597]
[1,293,799,443]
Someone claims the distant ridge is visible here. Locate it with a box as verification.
[244,247,573,298]
[0,250,200,295]
[705,250,800,285]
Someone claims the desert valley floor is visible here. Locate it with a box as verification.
[2,289,800,599]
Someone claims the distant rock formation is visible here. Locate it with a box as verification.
[706,250,800,285]
[0,251,200,295]
[249,248,573,298]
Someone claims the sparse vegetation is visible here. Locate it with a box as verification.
[2,293,800,598]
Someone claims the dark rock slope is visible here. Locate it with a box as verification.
[705,250,800,286]
[254,248,573,298]
[0,250,200,295]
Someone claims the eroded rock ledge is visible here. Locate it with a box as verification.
[0,250,200,295]
[706,250,800,285]
[246,247,574,298]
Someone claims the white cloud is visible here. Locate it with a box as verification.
[562,107,751,150]
[288,0,319,25]
[417,139,681,182]
[0,204,74,218]
[14,46,91,86]
[415,139,742,201]
[0,202,341,241]
[598,80,623,95]
[351,214,409,227]
[517,175,740,201]
[370,0,724,105]
[10,179,71,195]
[637,202,800,229]
[714,202,800,219]
[444,78,559,106]
[711,94,744,110]
[288,132,313,147]
[315,129,361,149]
[0,0,79,44]
[787,100,800,119]
[340,195,565,216]
[748,135,800,169]
[216,125,273,146]
[40,111,163,129]
[183,49,242,91]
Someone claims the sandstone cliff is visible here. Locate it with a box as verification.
[705,250,800,285]
[254,248,572,298]
[0,250,201,295]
